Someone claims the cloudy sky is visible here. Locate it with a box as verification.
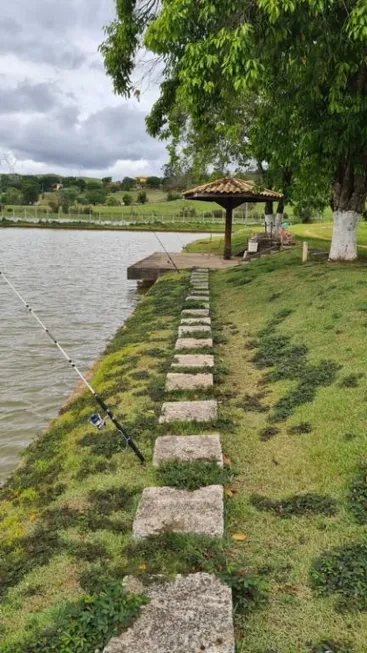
[0,0,167,180]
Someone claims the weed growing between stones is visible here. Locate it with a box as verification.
[1,580,147,653]
[156,460,232,491]
[251,494,337,518]
[310,542,367,611]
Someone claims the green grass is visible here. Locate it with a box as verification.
[209,251,367,651]
[0,217,226,234]
[0,273,192,650]
[184,227,261,255]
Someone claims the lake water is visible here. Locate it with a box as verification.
[0,228,210,483]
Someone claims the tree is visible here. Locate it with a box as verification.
[120,177,135,191]
[101,0,367,261]
[102,176,113,185]
[86,189,107,205]
[22,181,40,204]
[123,192,132,205]
[106,195,119,206]
[3,188,22,205]
[59,187,79,205]
[146,176,162,188]
[86,180,102,191]
[137,191,147,204]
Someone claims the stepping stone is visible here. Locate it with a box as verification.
[172,354,214,368]
[159,399,217,423]
[175,338,213,350]
[178,325,211,335]
[191,284,209,290]
[181,317,211,325]
[165,372,213,391]
[153,434,223,466]
[190,290,209,296]
[191,277,208,282]
[186,295,210,302]
[104,573,234,653]
[182,309,209,317]
[132,485,224,538]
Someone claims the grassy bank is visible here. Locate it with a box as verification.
[210,251,367,651]
[0,275,191,651]
[184,226,260,255]
[0,217,225,234]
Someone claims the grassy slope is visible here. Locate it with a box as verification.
[211,251,367,652]
[0,275,191,650]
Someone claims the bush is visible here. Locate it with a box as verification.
[106,195,119,206]
[213,209,224,218]
[137,191,147,204]
[123,193,132,206]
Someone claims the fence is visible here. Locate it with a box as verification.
[0,208,265,228]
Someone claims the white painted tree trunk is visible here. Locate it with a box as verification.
[274,213,283,233]
[329,210,360,261]
[265,214,274,234]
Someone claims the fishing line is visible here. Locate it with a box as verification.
[0,270,145,464]
[153,231,180,272]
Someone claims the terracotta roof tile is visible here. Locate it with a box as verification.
[183,177,282,200]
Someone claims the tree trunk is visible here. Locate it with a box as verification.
[274,198,285,232]
[264,201,274,235]
[329,157,367,261]
[329,211,360,260]
[224,204,233,259]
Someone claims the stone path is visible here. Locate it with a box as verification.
[104,269,234,652]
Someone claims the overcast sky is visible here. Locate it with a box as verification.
[0,0,167,180]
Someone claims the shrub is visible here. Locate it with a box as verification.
[2,581,147,653]
[137,191,147,204]
[123,193,132,206]
[106,195,119,206]
[166,191,181,201]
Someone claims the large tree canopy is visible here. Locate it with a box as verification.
[101,0,367,259]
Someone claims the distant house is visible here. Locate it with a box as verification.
[51,183,63,191]
[135,176,148,185]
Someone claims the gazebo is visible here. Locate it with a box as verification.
[183,177,283,259]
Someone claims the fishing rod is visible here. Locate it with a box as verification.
[0,270,145,465]
[153,231,180,272]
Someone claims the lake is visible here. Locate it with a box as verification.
[0,228,210,483]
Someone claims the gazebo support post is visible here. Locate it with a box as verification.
[224,202,233,260]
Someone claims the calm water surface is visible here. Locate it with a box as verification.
[0,228,210,483]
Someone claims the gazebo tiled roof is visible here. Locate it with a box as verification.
[183,177,282,201]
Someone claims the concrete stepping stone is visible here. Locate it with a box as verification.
[165,372,213,391]
[186,295,210,302]
[159,399,217,423]
[132,485,223,538]
[104,573,234,653]
[191,284,209,290]
[182,309,209,317]
[190,289,210,296]
[178,325,211,336]
[172,354,214,368]
[153,434,223,466]
[191,277,208,282]
[175,338,213,350]
[181,317,211,325]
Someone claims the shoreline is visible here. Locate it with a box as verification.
[0,218,225,234]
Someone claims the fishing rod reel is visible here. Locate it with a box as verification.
[88,413,106,430]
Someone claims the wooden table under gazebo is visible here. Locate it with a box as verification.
[183,177,283,259]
